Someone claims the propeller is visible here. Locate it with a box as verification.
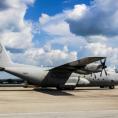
[100,58,107,76]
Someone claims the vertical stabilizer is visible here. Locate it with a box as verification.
[0,41,12,67]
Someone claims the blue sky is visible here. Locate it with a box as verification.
[25,0,91,21]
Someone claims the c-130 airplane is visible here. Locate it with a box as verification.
[0,41,114,90]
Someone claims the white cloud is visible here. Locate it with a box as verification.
[0,0,34,48]
[0,0,79,67]
[22,0,35,5]
[85,42,118,66]
[87,35,107,43]
[37,0,118,67]
[38,10,88,51]
[1,0,118,68]
[86,43,113,56]
[43,21,70,36]
[38,4,88,36]
[39,13,51,25]
[67,4,88,20]
[11,46,77,66]
[66,0,118,36]
[39,13,71,36]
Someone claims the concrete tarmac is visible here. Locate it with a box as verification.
[0,87,118,118]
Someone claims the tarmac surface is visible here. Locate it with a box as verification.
[0,87,118,118]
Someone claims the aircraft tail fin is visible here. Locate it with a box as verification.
[0,41,13,67]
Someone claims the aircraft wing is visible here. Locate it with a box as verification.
[50,57,106,73]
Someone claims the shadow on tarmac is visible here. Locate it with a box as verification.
[0,87,114,96]
[34,88,74,96]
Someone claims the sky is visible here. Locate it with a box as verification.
[0,0,118,78]
[25,0,91,21]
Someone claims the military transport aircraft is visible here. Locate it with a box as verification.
[0,42,107,90]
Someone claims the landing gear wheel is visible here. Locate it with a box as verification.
[56,86,63,90]
[109,85,115,89]
[56,86,75,90]
[23,81,29,88]
[100,86,104,88]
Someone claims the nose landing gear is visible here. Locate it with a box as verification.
[100,85,115,89]
[109,85,115,89]
[109,80,115,89]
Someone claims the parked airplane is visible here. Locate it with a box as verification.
[0,42,106,90]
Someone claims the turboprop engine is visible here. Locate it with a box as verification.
[85,63,102,72]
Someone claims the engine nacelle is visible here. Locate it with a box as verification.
[85,63,102,72]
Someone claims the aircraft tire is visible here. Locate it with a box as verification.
[100,86,104,88]
[109,85,115,89]
[23,85,28,88]
[56,86,63,90]
[56,86,75,90]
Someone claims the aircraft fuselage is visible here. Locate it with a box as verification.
[4,65,118,89]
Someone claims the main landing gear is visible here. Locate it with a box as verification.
[100,85,115,89]
[109,85,115,89]
[56,85,76,90]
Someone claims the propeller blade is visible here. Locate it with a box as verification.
[104,69,107,76]
[99,58,107,77]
